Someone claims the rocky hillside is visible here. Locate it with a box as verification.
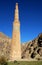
[21,33,42,60]
[0,32,11,42]
[0,32,11,60]
[0,32,42,61]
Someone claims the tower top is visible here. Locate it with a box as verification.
[14,3,19,21]
[16,3,18,9]
[16,3,18,6]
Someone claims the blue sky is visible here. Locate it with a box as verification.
[0,0,42,43]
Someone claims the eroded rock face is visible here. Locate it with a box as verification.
[21,33,42,60]
[38,33,42,47]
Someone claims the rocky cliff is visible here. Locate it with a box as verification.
[21,33,42,60]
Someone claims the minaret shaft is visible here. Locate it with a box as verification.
[10,3,21,61]
[15,3,19,21]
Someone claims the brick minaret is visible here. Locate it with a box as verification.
[10,3,21,61]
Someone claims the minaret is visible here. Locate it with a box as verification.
[10,3,21,61]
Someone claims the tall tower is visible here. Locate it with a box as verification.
[10,3,21,61]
